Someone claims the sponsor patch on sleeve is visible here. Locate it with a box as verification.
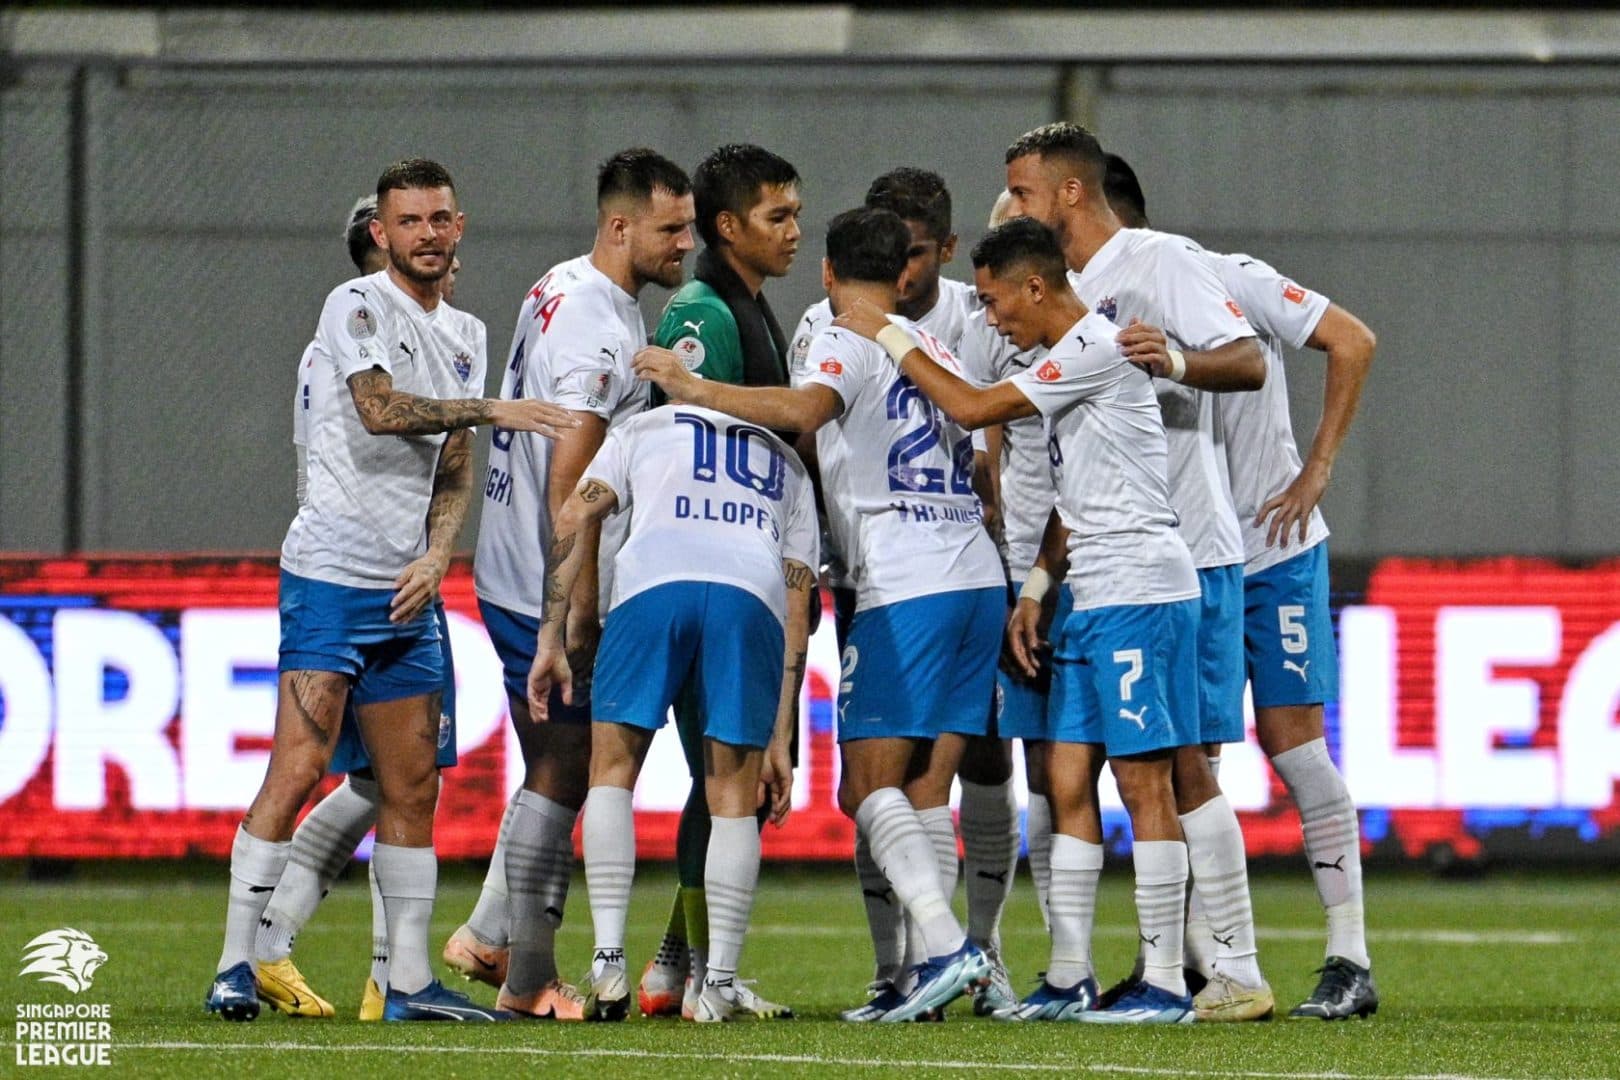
[1225,298,1247,320]
[1035,358,1062,382]
[818,358,843,376]
[1282,282,1307,305]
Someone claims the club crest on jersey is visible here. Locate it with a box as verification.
[673,336,706,370]
[1034,358,1062,382]
[819,358,843,376]
[453,351,473,380]
[1225,298,1247,320]
[1282,282,1307,305]
[347,306,376,340]
[1095,296,1118,321]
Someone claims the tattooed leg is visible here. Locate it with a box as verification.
[243,670,350,841]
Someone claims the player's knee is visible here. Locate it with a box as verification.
[957,737,1014,785]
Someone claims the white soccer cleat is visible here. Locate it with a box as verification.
[583,950,630,1022]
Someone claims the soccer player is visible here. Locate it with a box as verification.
[787,170,1020,1018]
[535,404,816,1022]
[206,158,577,1023]
[1106,154,1379,1020]
[1004,121,1272,1020]
[844,216,1202,1024]
[450,149,695,1021]
[258,198,468,1023]
[636,207,1001,1023]
[638,144,801,1021]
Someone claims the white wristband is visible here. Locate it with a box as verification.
[1019,566,1053,604]
[1166,348,1187,383]
[875,323,920,365]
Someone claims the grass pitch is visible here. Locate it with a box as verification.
[3,861,1618,1079]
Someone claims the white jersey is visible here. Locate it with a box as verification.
[1069,228,1255,569]
[790,279,989,589]
[801,313,1004,612]
[292,339,321,507]
[582,405,819,623]
[281,269,487,588]
[474,254,650,618]
[1008,311,1198,611]
[1211,253,1332,574]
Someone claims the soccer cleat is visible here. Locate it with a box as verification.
[877,941,990,1023]
[690,978,740,1023]
[680,974,700,1021]
[498,978,588,1021]
[359,977,385,1022]
[728,980,795,1019]
[442,923,508,989]
[1288,957,1378,1021]
[972,938,1018,1016]
[383,979,512,1021]
[205,961,260,1022]
[991,977,1099,1022]
[840,980,905,1022]
[1194,971,1275,1022]
[639,953,688,1017]
[583,951,631,1022]
[1077,980,1196,1025]
[254,956,335,1018]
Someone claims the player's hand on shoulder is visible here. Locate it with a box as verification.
[1114,317,1172,377]
[830,297,891,342]
[491,399,583,439]
[389,553,447,625]
[632,345,697,395]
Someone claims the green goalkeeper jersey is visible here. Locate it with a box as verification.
[652,280,748,392]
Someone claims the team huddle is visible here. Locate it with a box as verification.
[206,120,1377,1028]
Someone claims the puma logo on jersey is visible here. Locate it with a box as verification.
[398,342,416,363]
[1284,659,1311,682]
[349,287,370,299]
[976,869,1010,885]
[1074,333,1090,351]
[682,319,704,335]
[1119,705,1148,730]
[599,346,619,364]
[1313,855,1346,873]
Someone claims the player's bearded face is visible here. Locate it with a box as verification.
[629,190,697,289]
[376,186,463,285]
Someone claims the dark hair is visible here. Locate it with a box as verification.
[864,167,952,243]
[970,216,1069,285]
[1004,122,1106,188]
[344,194,379,272]
[376,158,457,202]
[1104,153,1149,227]
[825,207,910,285]
[597,148,692,208]
[692,144,799,248]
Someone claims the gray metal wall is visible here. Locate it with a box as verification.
[1,59,1614,558]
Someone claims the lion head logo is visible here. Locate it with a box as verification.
[19,929,108,994]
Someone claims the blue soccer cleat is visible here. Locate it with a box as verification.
[992,976,1099,1022]
[205,961,260,1022]
[383,979,512,1021]
[878,941,990,1023]
[1077,979,1196,1025]
[840,980,906,1022]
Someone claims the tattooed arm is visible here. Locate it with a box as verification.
[527,478,620,721]
[389,430,474,624]
[346,367,580,438]
[761,559,814,827]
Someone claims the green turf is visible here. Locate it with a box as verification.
[3,862,1618,1078]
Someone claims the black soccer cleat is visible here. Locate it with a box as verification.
[1287,956,1378,1020]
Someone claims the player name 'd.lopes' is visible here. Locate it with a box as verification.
[673,495,779,536]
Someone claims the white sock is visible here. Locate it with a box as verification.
[1272,739,1369,968]
[854,828,905,984]
[582,786,636,961]
[368,860,389,991]
[218,825,290,973]
[704,816,760,983]
[1183,758,1224,971]
[1026,793,1054,931]
[1134,840,1189,997]
[505,790,578,994]
[373,842,437,995]
[854,788,963,958]
[959,779,1018,946]
[1181,795,1262,986]
[902,807,960,971]
[467,794,519,948]
[256,775,379,963]
[1045,833,1103,988]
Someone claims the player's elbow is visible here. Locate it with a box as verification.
[1234,341,1267,391]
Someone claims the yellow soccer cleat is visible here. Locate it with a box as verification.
[442,924,508,989]
[255,957,335,1018]
[359,977,385,1022]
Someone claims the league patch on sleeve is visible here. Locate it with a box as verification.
[584,370,613,409]
[347,306,377,340]
[790,334,812,375]
[673,336,706,371]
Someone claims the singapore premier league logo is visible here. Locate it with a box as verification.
[19,929,108,994]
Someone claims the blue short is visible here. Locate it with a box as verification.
[478,598,591,724]
[1243,542,1339,708]
[330,604,459,774]
[278,569,442,706]
[1197,565,1247,746]
[1048,598,1200,756]
[593,582,784,749]
[995,580,1074,743]
[838,586,1003,744]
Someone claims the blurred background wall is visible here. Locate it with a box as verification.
[2,8,1617,559]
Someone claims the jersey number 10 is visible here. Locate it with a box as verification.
[675,411,787,501]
